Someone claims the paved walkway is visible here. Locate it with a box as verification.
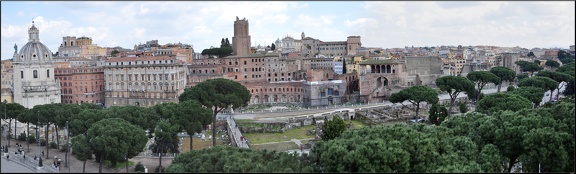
[1,137,172,173]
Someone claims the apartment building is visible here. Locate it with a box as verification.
[103,55,187,107]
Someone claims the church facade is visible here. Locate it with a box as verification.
[12,22,61,108]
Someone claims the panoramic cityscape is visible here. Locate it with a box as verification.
[1,1,575,173]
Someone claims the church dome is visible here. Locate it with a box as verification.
[15,22,53,64]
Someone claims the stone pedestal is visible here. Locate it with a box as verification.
[36,166,44,170]
[3,152,7,157]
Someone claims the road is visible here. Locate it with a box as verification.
[224,87,507,120]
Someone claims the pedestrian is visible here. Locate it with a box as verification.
[34,156,37,160]
[42,150,44,156]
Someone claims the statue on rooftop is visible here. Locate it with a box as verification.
[14,44,17,53]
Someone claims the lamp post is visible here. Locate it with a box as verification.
[37,110,43,168]
[66,120,70,173]
[3,99,7,147]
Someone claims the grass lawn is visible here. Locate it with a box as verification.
[250,142,299,152]
[243,125,316,144]
[348,120,366,129]
[178,130,225,153]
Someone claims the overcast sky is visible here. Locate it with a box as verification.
[1,1,574,60]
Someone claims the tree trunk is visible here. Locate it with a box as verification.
[415,102,420,118]
[14,119,17,143]
[99,153,105,173]
[189,135,193,151]
[56,124,60,150]
[125,155,129,173]
[475,87,483,107]
[7,119,11,147]
[507,158,515,173]
[56,125,60,150]
[549,90,553,102]
[27,122,30,152]
[497,82,502,92]
[213,108,217,147]
[83,160,86,173]
[448,98,455,117]
[45,123,49,159]
[159,149,163,173]
[555,86,562,101]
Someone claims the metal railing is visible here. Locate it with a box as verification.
[135,152,178,158]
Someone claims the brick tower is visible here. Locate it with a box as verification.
[232,16,251,56]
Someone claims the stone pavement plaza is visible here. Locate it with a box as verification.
[1,137,172,173]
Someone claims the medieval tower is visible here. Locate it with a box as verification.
[232,16,251,56]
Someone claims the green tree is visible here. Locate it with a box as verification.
[87,118,147,173]
[459,102,468,113]
[466,71,501,106]
[556,62,575,78]
[564,79,574,96]
[527,52,535,57]
[544,60,560,69]
[476,93,533,115]
[71,134,94,173]
[516,74,529,82]
[534,60,541,65]
[388,85,438,118]
[515,60,543,76]
[518,76,559,103]
[535,70,574,101]
[166,146,312,173]
[271,43,276,51]
[3,102,27,149]
[173,100,212,151]
[111,50,119,57]
[521,127,571,172]
[435,76,475,117]
[557,50,575,64]
[153,120,180,173]
[507,85,515,92]
[490,66,516,92]
[320,116,346,141]
[511,87,545,108]
[342,57,347,74]
[178,78,251,147]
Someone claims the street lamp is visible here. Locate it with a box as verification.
[4,99,9,148]
[37,110,43,168]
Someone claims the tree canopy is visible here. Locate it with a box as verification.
[166,146,314,173]
[510,86,545,108]
[320,116,347,141]
[476,93,533,115]
[544,60,560,69]
[435,76,475,117]
[490,66,516,92]
[518,76,559,97]
[466,71,500,105]
[388,85,438,117]
[515,60,543,75]
[179,78,251,146]
[557,50,575,64]
[87,118,147,172]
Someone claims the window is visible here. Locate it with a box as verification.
[21,71,23,79]
[33,70,38,78]
[47,69,50,77]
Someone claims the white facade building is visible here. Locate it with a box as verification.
[12,22,61,108]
